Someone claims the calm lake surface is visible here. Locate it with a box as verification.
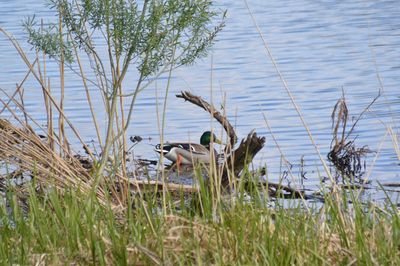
[0,1,399,194]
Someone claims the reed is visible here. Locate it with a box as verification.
[1,176,400,265]
[20,0,226,186]
[0,0,399,265]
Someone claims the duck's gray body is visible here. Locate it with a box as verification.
[154,143,215,165]
[154,131,221,165]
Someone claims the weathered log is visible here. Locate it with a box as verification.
[221,130,265,187]
[128,179,198,193]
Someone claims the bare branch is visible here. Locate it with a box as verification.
[176,91,237,146]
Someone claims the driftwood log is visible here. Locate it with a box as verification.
[221,130,265,187]
[176,91,266,188]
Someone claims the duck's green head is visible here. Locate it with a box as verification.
[200,131,222,147]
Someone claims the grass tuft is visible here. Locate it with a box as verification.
[1,182,399,265]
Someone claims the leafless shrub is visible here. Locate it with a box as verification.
[327,92,379,182]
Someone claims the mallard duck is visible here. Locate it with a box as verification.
[155,131,222,165]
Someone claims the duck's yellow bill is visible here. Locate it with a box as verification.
[214,138,224,145]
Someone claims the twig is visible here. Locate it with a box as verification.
[345,90,381,141]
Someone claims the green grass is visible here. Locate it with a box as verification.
[1,181,399,265]
[0,2,399,264]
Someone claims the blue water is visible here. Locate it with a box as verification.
[0,0,399,193]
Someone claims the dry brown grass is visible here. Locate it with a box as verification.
[0,118,112,207]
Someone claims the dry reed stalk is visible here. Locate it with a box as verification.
[117,82,129,204]
[70,38,103,147]
[47,78,55,151]
[0,79,117,208]
[262,113,299,185]
[243,0,335,185]
[363,128,388,183]
[58,11,67,155]
[35,22,55,152]
[0,59,37,115]
[0,27,94,158]
[0,118,113,206]
[0,89,63,153]
[389,127,400,161]
[242,0,352,233]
